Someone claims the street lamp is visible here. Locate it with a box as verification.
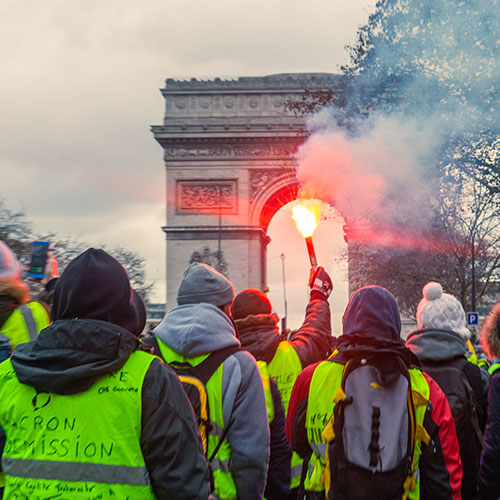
[471,233,476,312]
[280,253,287,332]
[217,187,222,272]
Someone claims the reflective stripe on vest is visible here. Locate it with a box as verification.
[305,359,430,498]
[489,362,500,375]
[466,339,479,365]
[268,340,304,489]
[157,339,238,500]
[257,361,275,423]
[0,301,49,348]
[0,350,156,500]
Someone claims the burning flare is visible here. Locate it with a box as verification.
[292,204,319,238]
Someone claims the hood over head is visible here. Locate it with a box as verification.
[10,319,143,395]
[51,248,146,336]
[405,328,467,362]
[154,302,240,357]
[342,285,401,342]
[176,262,234,307]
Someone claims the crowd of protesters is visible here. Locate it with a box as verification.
[1,239,500,499]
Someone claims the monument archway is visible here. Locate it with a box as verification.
[151,73,342,309]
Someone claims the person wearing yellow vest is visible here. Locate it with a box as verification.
[0,241,50,355]
[152,262,270,500]
[232,265,333,499]
[286,285,463,500]
[478,302,500,500]
[0,248,211,499]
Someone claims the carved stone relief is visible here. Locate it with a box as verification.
[250,169,296,202]
[177,180,237,213]
[165,142,299,160]
[189,246,228,275]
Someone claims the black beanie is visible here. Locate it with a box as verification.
[232,289,272,320]
[51,248,146,336]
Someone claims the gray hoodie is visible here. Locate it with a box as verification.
[154,302,270,500]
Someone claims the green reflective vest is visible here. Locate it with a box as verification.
[305,358,430,498]
[1,302,49,348]
[268,341,304,489]
[0,350,156,499]
[257,361,275,423]
[489,361,500,375]
[157,339,238,500]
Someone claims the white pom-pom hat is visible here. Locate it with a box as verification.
[416,282,470,339]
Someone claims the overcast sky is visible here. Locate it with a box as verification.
[0,0,375,332]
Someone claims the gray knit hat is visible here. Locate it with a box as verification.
[177,262,234,307]
[0,241,22,279]
[416,282,470,339]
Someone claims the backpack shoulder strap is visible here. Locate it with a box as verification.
[18,304,38,341]
[171,345,241,385]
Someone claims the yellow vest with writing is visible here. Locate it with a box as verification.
[268,340,304,489]
[0,350,156,499]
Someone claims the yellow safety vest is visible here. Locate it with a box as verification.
[0,350,156,499]
[257,361,275,423]
[268,341,304,489]
[305,358,430,499]
[1,302,49,348]
[157,339,238,500]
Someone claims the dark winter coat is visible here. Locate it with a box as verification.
[1,318,210,500]
[406,328,487,500]
[265,378,292,500]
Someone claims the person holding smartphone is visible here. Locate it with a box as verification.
[0,241,50,351]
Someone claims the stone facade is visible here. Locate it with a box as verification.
[151,73,342,309]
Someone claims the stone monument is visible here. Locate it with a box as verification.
[151,73,342,309]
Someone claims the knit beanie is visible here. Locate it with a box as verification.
[177,262,234,307]
[232,289,272,320]
[416,282,469,339]
[51,248,146,336]
[0,241,22,280]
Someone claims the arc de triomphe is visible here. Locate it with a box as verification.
[151,73,342,309]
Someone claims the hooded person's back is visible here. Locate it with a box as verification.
[0,248,210,499]
[285,285,463,500]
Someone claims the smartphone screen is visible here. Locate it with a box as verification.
[28,242,50,279]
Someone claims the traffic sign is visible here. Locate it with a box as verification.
[467,312,479,326]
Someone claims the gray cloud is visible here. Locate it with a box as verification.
[1,0,374,304]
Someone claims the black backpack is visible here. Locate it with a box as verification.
[420,357,483,499]
[142,335,239,457]
[323,353,422,500]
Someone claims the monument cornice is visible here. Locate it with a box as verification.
[161,73,343,92]
[163,225,271,243]
[158,136,305,161]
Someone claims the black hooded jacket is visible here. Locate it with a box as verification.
[0,249,210,500]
